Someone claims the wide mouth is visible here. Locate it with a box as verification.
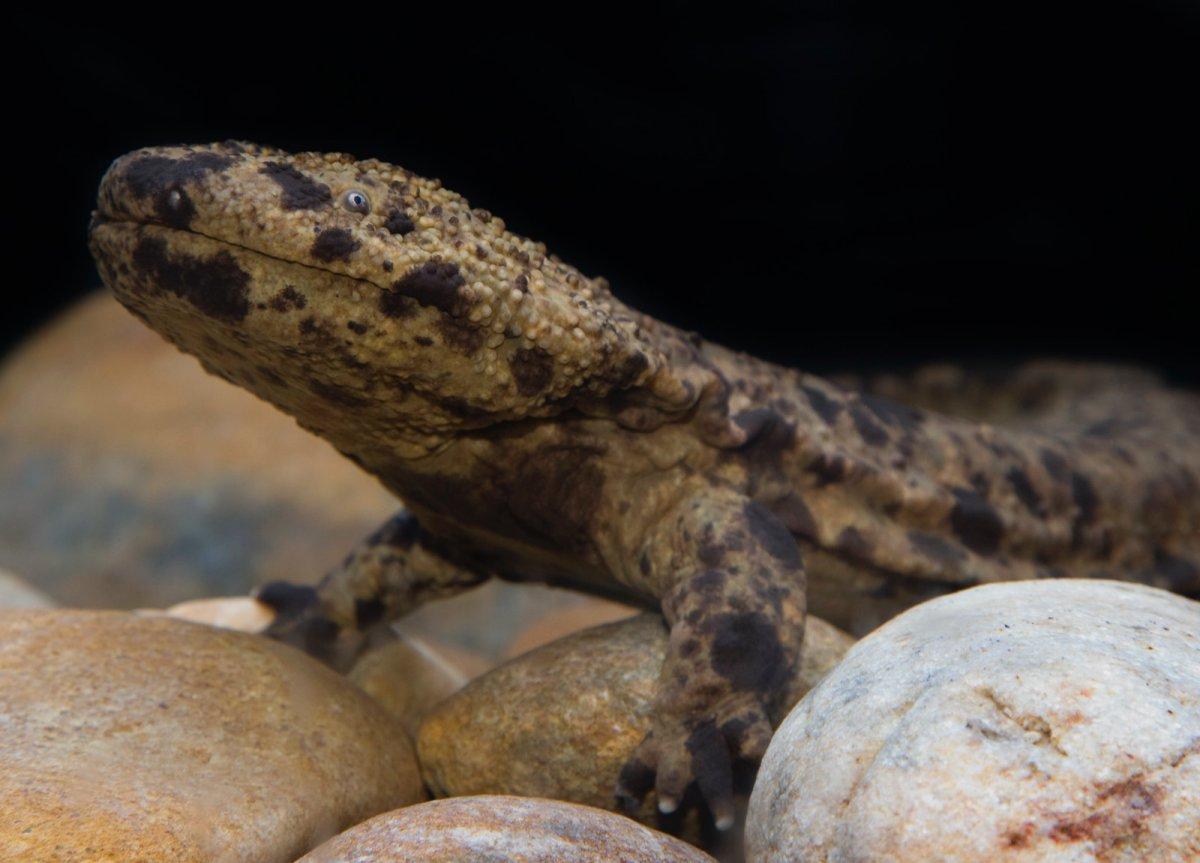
[91,210,372,289]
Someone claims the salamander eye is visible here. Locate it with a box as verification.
[342,190,371,214]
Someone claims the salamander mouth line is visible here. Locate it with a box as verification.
[94,210,386,295]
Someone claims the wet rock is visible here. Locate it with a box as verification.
[0,609,424,863]
[0,567,54,608]
[746,580,1200,863]
[417,613,854,837]
[295,796,716,862]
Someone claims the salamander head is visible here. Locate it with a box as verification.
[89,142,696,458]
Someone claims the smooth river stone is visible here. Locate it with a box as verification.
[156,596,472,736]
[295,796,716,862]
[0,610,424,863]
[746,580,1200,863]
[417,613,855,833]
[348,634,470,738]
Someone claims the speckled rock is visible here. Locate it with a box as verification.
[295,796,716,862]
[348,634,469,738]
[417,613,854,832]
[746,580,1200,863]
[0,567,54,608]
[0,610,424,863]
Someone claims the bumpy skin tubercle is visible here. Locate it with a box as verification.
[89,142,1200,827]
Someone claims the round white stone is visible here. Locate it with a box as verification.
[746,580,1200,862]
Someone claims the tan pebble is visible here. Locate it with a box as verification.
[417,612,854,846]
[0,609,424,863]
[295,796,715,862]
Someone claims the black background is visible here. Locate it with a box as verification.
[9,4,1199,382]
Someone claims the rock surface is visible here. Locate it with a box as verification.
[418,613,854,830]
[0,609,424,863]
[0,567,54,608]
[160,595,275,632]
[295,796,716,862]
[348,634,469,738]
[503,595,640,658]
[746,580,1200,863]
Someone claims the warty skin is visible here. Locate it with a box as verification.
[89,142,1200,828]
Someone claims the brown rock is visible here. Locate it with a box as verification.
[348,634,470,738]
[417,613,854,841]
[295,796,716,862]
[503,596,640,658]
[0,609,424,863]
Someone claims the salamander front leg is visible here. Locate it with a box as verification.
[256,509,486,670]
[616,490,807,829]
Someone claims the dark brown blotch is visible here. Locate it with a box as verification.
[708,610,788,693]
[801,384,844,425]
[509,346,554,396]
[1006,467,1044,515]
[775,493,818,539]
[744,501,802,569]
[310,228,360,262]
[849,402,888,446]
[908,530,969,568]
[260,161,332,210]
[269,285,307,312]
[384,208,416,236]
[836,526,873,559]
[131,236,250,323]
[950,487,1004,556]
[436,317,484,354]
[390,259,465,314]
[123,151,234,199]
[862,393,925,430]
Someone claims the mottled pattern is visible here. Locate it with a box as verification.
[89,142,1200,827]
